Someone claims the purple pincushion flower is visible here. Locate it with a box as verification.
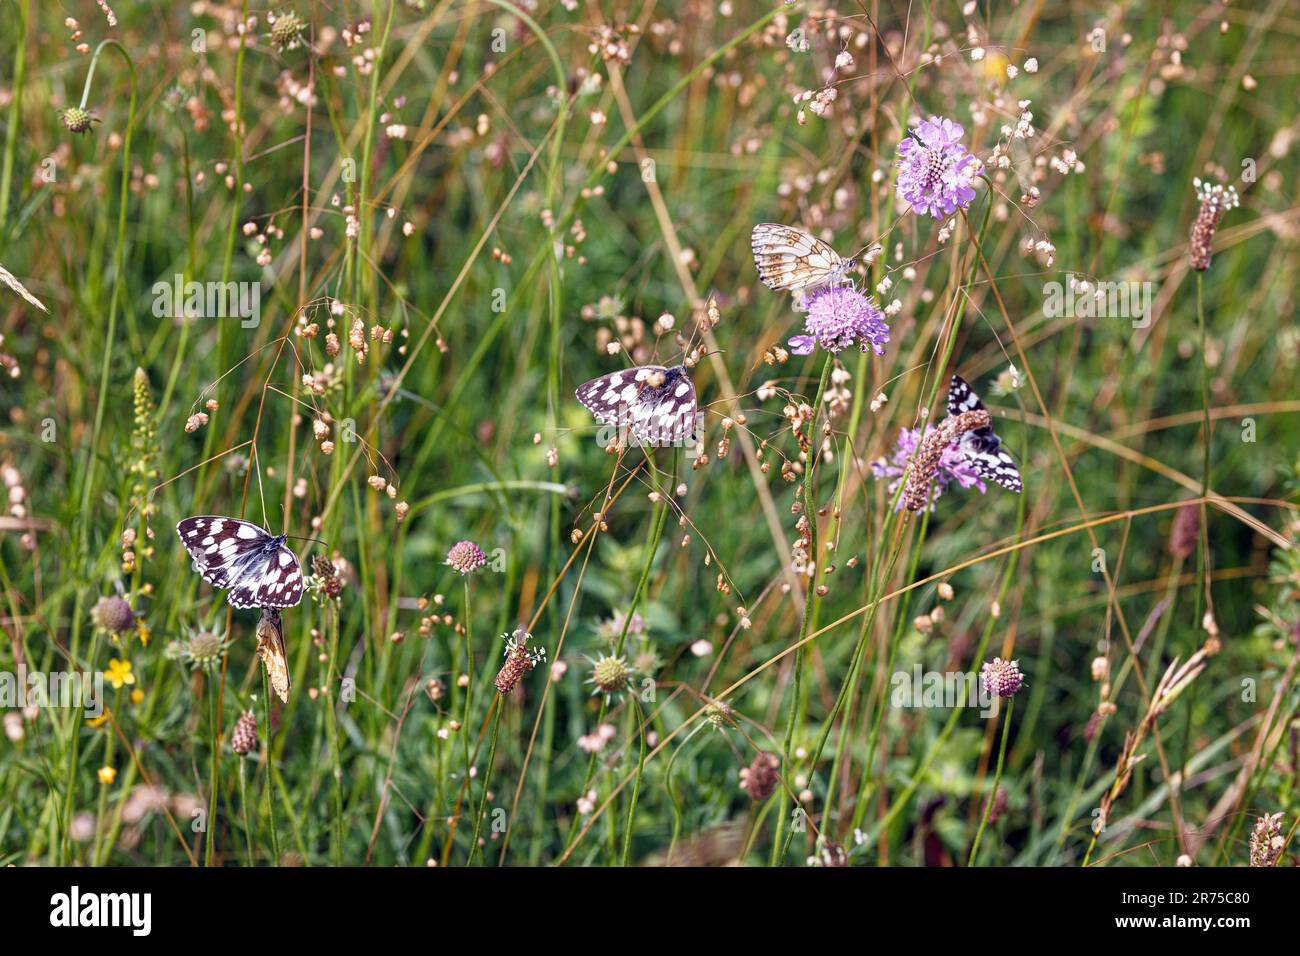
[896,116,981,219]
[981,658,1024,698]
[871,425,986,509]
[788,285,890,357]
[446,539,487,574]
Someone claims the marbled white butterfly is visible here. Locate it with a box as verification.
[576,364,700,447]
[751,223,855,293]
[947,375,1023,493]
[176,516,305,609]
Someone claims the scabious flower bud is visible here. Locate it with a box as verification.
[445,539,487,574]
[91,595,136,636]
[269,9,308,53]
[182,631,227,672]
[587,653,632,699]
[981,657,1025,698]
[60,106,96,134]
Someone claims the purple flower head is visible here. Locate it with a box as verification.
[981,657,1024,698]
[788,284,890,357]
[871,425,986,510]
[896,116,981,219]
[446,539,487,574]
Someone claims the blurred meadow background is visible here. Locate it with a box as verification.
[1,0,1299,867]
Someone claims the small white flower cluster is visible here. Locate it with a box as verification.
[1050,149,1085,175]
[793,86,837,125]
[1193,177,1240,214]
[1024,236,1056,267]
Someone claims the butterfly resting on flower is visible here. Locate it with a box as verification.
[750,223,856,293]
[945,374,1022,493]
[893,375,1022,512]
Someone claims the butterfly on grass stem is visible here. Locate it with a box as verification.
[575,364,701,447]
[176,516,305,609]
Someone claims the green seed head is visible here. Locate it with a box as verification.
[270,10,307,52]
[590,654,631,696]
[183,631,226,671]
[61,106,95,135]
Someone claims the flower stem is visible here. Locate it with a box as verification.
[467,697,501,865]
[968,697,1014,866]
[261,668,281,866]
[565,449,675,851]
[620,696,649,866]
[205,673,218,867]
[771,352,834,864]
[458,576,475,856]
[237,759,254,867]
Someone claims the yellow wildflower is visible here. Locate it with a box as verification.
[105,658,135,690]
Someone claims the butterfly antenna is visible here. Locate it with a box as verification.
[284,534,330,548]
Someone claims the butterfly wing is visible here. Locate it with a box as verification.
[947,375,1023,493]
[946,374,984,417]
[958,431,1023,493]
[177,516,305,609]
[228,546,305,609]
[256,607,291,703]
[576,365,700,445]
[751,223,846,292]
[576,366,661,431]
[634,365,699,445]
[176,516,274,589]
[577,365,699,446]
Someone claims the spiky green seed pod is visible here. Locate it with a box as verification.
[61,106,95,134]
[270,10,307,52]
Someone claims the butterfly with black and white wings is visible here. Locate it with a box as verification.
[576,364,700,447]
[751,223,856,293]
[947,375,1023,493]
[176,516,305,609]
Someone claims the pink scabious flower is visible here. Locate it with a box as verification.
[788,285,890,356]
[981,658,1024,698]
[445,539,487,574]
[896,116,981,219]
[871,425,985,509]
